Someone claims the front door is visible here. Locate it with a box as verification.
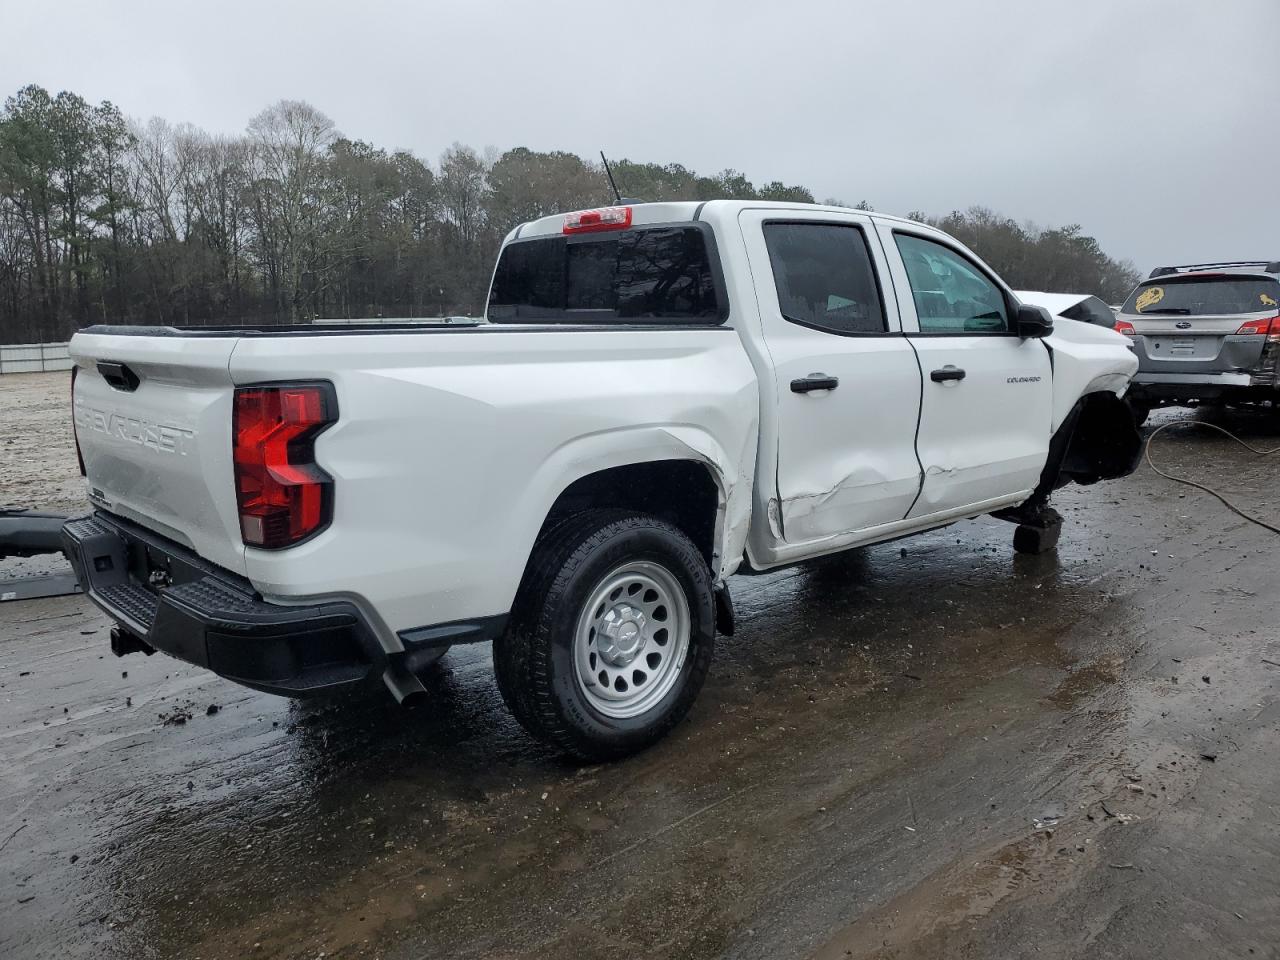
[878,227,1053,518]
[741,210,923,544]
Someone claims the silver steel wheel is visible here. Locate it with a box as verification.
[571,560,691,719]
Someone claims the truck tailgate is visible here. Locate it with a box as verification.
[70,333,246,576]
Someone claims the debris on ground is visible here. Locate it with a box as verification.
[1033,801,1066,831]
[159,706,194,726]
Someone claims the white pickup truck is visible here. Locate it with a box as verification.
[63,201,1140,758]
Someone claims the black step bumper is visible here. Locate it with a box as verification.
[61,512,383,697]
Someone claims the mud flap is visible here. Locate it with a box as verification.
[713,580,735,636]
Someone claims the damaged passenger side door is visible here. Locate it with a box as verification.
[880,228,1053,519]
[741,210,923,544]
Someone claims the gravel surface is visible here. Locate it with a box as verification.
[0,371,83,513]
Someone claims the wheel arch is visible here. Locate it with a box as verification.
[533,458,726,571]
[1041,390,1143,493]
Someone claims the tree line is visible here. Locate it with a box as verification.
[0,84,1139,342]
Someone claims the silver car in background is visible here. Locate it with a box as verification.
[1116,261,1280,422]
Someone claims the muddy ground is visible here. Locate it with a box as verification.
[2,370,1278,960]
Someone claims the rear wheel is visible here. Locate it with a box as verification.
[493,510,715,760]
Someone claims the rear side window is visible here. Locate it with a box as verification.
[1060,296,1117,327]
[762,223,886,334]
[487,226,724,323]
[1122,276,1280,316]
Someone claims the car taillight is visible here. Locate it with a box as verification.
[232,383,336,549]
[562,206,632,234]
[70,365,86,476]
[1114,319,1136,336]
[1236,315,1278,336]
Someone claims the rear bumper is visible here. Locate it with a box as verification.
[1129,333,1267,377]
[61,511,383,697]
[1128,331,1279,401]
[1129,371,1278,402]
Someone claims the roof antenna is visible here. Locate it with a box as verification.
[600,151,623,204]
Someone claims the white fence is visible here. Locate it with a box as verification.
[0,342,72,374]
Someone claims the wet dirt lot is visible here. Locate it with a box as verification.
[2,371,1279,960]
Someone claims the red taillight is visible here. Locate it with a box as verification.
[1235,315,1278,336]
[562,206,632,234]
[232,383,336,549]
[1114,319,1136,336]
[71,365,86,476]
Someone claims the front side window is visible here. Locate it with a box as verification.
[895,233,1009,333]
[487,226,723,323]
[762,222,886,334]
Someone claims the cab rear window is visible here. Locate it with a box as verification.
[1122,276,1280,316]
[487,225,725,323]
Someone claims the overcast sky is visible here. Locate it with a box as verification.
[4,0,1277,271]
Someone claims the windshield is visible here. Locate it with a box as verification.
[1122,276,1280,316]
[487,225,724,323]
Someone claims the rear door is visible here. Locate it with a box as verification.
[70,332,247,575]
[740,210,923,543]
[1119,274,1280,376]
[878,226,1053,518]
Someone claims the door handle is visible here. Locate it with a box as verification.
[791,374,839,393]
[97,360,140,392]
[930,366,966,383]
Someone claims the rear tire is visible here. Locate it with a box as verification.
[493,510,715,761]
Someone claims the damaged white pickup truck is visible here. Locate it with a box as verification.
[63,201,1140,758]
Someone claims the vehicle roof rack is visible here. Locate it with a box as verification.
[1148,261,1280,279]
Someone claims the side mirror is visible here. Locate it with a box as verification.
[1016,303,1054,339]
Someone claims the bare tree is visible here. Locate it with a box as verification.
[0,83,1143,340]
[245,100,337,320]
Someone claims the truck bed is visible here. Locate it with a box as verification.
[68,322,758,649]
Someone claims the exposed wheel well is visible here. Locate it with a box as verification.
[1049,392,1143,490]
[535,461,721,568]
